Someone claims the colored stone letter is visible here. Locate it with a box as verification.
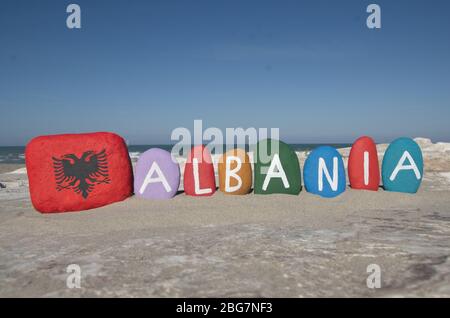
[184,145,216,196]
[382,137,423,193]
[348,136,380,191]
[218,148,252,195]
[254,139,301,195]
[134,148,180,200]
[303,146,346,198]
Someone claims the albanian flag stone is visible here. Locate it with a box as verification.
[25,132,133,213]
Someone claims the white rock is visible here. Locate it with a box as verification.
[414,137,433,147]
[6,167,27,174]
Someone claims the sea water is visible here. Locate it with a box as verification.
[0,144,351,164]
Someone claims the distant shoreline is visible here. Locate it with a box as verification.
[0,143,352,164]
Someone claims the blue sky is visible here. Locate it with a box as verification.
[1,0,450,145]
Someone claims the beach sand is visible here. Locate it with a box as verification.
[1,138,449,297]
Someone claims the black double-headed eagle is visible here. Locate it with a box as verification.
[52,149,110,199]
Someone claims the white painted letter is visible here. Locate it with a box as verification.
[366,4,381,29]
[139,162,171,194]
[193,158,212,195]
[262,154,289,191]
[66,4,81,29]
[364,151,370,186]
[225,156,242,192]
[318,157,338,191]
[389,151,421,181]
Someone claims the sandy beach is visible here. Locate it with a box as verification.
[1,138,450,297]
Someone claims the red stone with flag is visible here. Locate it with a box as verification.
[26,132,133,213]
